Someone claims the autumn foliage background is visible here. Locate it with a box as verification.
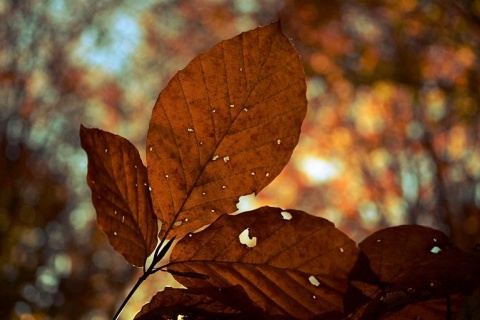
[2,0,480,319]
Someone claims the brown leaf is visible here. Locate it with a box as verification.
[166,206,358,319]
[146,22,307,240]
[134,286,271,320]
[378,294,465,320]
[354,225,480,319]
[358,225,451,283]
[80,125,158,267]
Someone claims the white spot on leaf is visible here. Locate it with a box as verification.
[122,216,125,223]
[251,171,255,176]
[239,228,257,248]
[277,139,281,145]
[149,186,152,191]
[212,109,216,113]
[229,104,235,108]
[212,155,219,161]
[104,148,108,153]
[174,221,182,227]
[308,275,321,286]
[211,209,215,212]
[281,211,292,220]
[223,156,230,163]
[187,128,194,132]
[222,185,226,189]
[339,247,344,253]
[244,108,248,112]
[376,239,382,243]
[149,147,153,151]
[114,232,117,236]
[165,174,169,179]
[265,172,270,177]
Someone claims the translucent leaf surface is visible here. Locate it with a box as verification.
[80,125,158,267]
[167,206,357,319]
[146,22,307,240]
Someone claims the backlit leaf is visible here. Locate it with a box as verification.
[166,206,357,319]
[80,125,158,267]
[146,22,307,240]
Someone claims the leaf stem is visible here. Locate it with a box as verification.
[112,272,149,320]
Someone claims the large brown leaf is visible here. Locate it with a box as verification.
[80,125,158,267]
[146,22,307,240]
[166,206,358,319]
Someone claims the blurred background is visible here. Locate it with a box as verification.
[1,0,480,318]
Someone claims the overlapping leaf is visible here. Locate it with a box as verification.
[165,206,358,319]
[146,22,307,240]
[135,286,270,320]
[352,225,480,319]
[80,125,158,267]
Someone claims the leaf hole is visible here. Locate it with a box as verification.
[211,209,215,212]
[251,171,255,176]
[165,174,169,179]
[308,275,321,286]
[281,211,292,220]
[222,185,226,189]
[430,246,442,254]
[265,172,270,177]
[223,156,230,163]
[239,228,257,248]
[113,232,117,236]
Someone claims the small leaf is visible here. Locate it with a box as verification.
[146,22,307,239]
[80,125,158,267]
[167,206,358,319]
[134,286,268,320]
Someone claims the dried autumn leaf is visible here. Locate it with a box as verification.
[354,225,480,319]
[80,125,158,267]
[146,22,307,239]
[379,294,465,320]
[166,206,358,319]
[135,286,269,320]
[358,225,451,283]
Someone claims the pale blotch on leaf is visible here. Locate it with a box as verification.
[308,275,321,287]
[281,211,292,220]
[174,221,182,227]
[239,228,257,248]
